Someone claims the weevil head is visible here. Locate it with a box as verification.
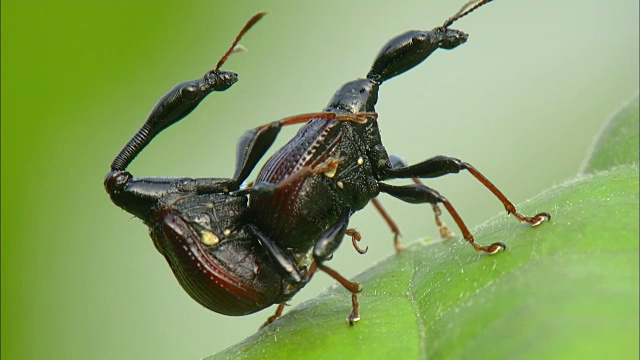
[367,27,468,84]
[201,69,238,92]
[144,70,238,135]
[432,27,468,49]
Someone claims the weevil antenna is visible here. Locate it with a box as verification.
[443,0,493,28]
[216,12,267,71]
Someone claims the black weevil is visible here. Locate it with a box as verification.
[105,0,550,326]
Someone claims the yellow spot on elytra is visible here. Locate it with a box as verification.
[357,157,364,165]
[337,181,344,189]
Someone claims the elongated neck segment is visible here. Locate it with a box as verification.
[324,26,467,114]
[367,26,468,84]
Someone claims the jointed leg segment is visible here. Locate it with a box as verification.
[379,182,507,254]
[377,155,550,254]
[381,155,550,227]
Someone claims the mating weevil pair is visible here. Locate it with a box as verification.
[105,0,550,326]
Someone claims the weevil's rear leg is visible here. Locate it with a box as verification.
[369,155,456,253]
[233,112,377,185]
[392,155,455,240]
[253,209,362,325]
[346,228,368,254]
[370,198,404,251]
[317,264,362,325]
[389,155,455,239]
[429,202,455,239]
[312,210,363,325]
[247,225,312,328]
[380,155,550,226]
[248,225,308,284]
[260,303,287,329]
[410,181,455,239]
[378,182,505,255]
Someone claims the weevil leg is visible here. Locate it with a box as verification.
[243,155,345,197]
[370,198,404,251]
[233,112,377,185]
[431,203,456,239]
[317,263,362,325]
[346,228,367,254]
[312,210,363,325]
[378,182,506,255]
[349,293,360,325]
[247,225,307,285]
[379,155,551,226]
[252,209,363,325]
[369,155,456,252]
[305,261,319,282]
[390,154,455,239]
[260,303,287,329]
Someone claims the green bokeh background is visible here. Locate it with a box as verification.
[2,1,638,359]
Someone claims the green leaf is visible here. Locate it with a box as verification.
[209,163,639,360]
[581,93,639,173]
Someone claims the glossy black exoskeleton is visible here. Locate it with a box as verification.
[104,13,304,316]
[105,1,550,326]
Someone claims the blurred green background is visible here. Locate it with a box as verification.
[2,1,637,359]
